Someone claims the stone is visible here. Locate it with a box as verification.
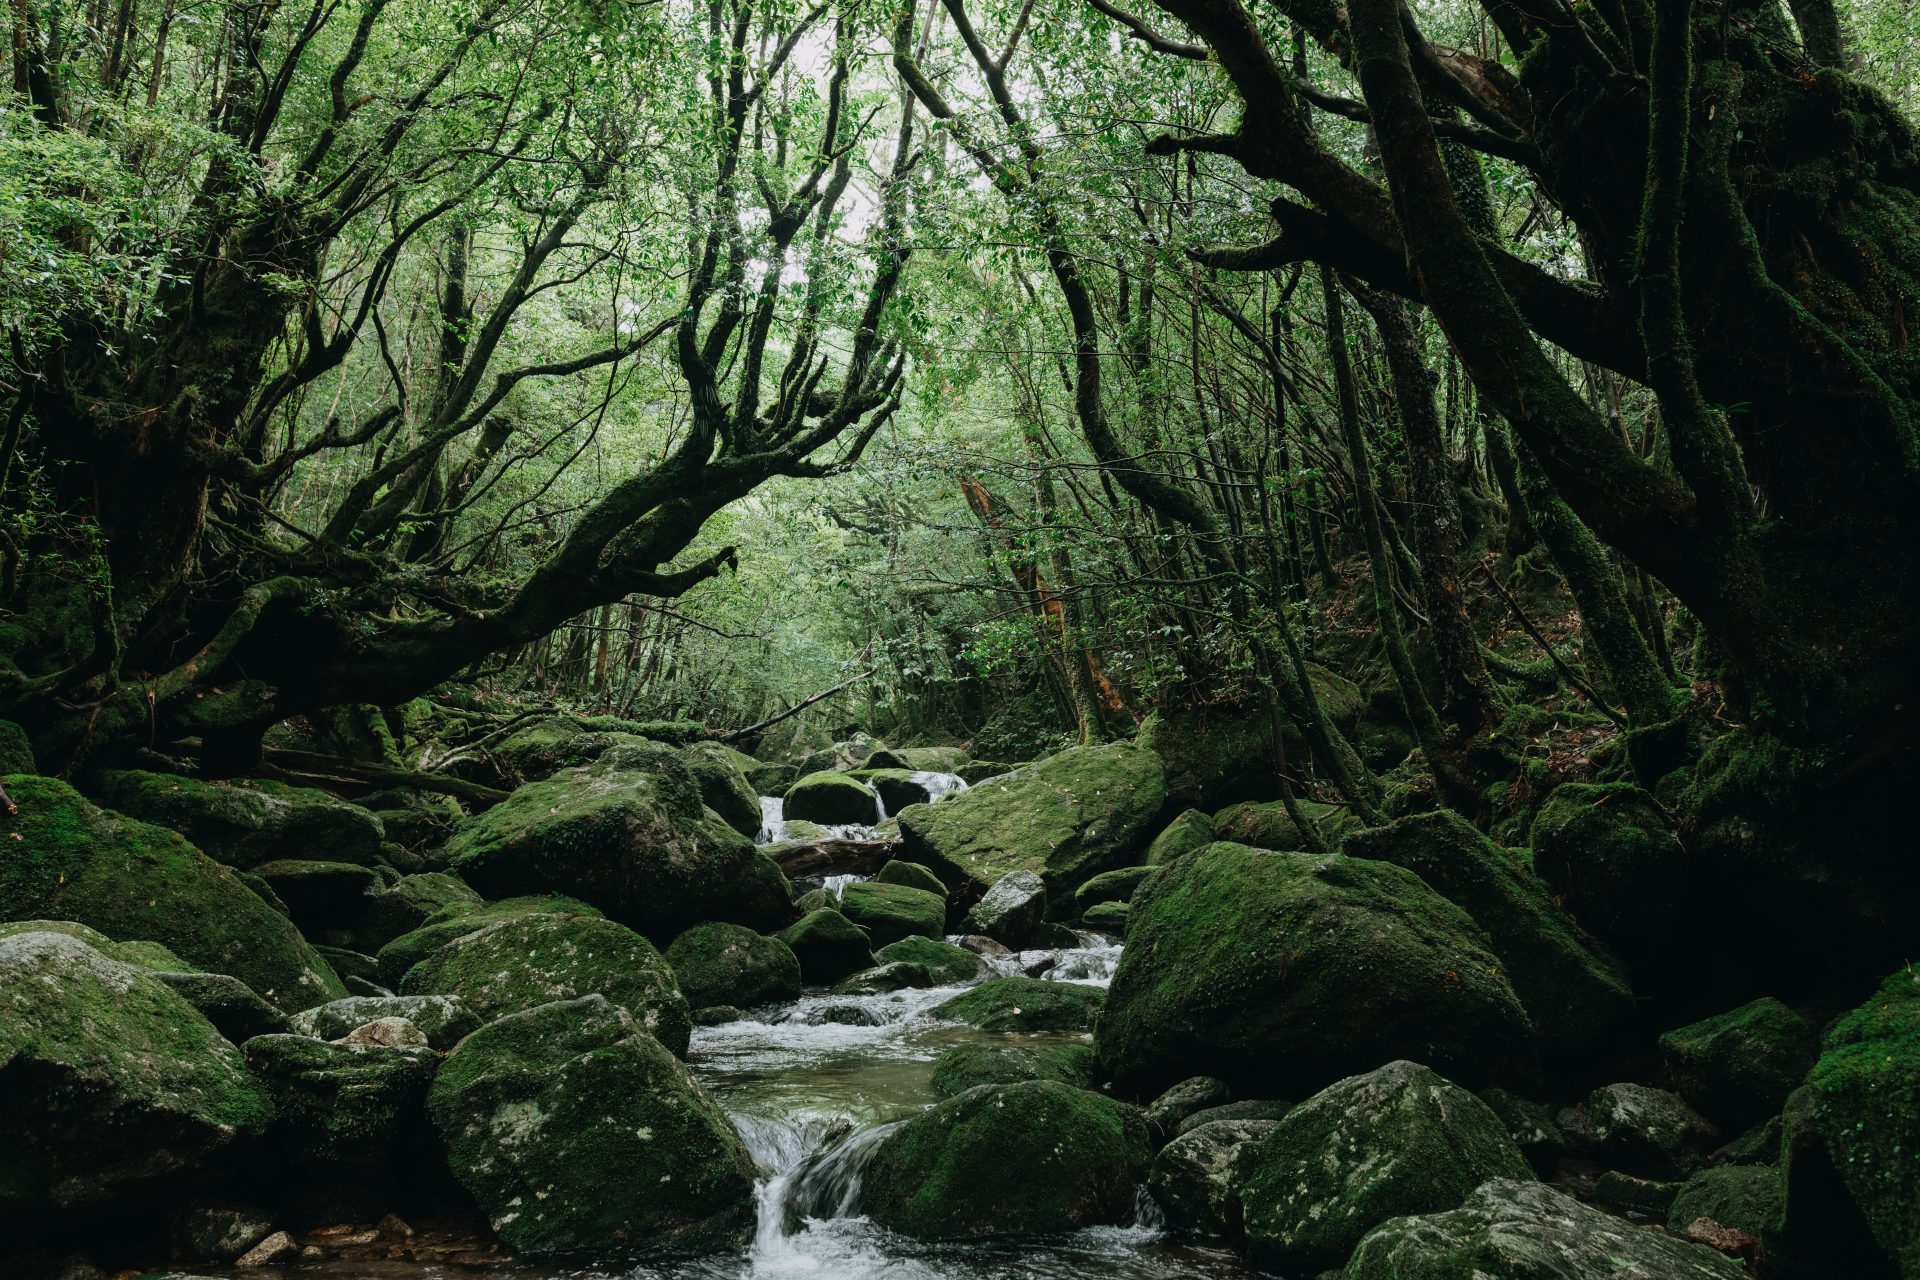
[1238,1060,1533,1274]
[1659,996,1816,1131]
[931,975,1103,1032]
[0,932,271,1213]
[171,1203,276,1262]
[774,909,875,985]
[235,1231,299,1268]
[1176,1099,1293,1136]
[1668,1165,1785,1240]
[835,880,946,947]
[0,718,35,773]
[1343,808,1635,1060]
[1081,900,1129,936]
[1476,1086,1564,1175]
[833,961,933,994]
[1343,1179,1747,1280]
[677,739,762,838]
[956,934,1012,957]
[1211,798,1344,852]
[783,771,880,825]
[1148,1119,1279,1237]
[1145,1076,1231,1135]
[0,918,192,971]
[491,716,651,781]
[401,912,691,1056]
[351,872,481,953]
[1096,843,1535,1097]
[692,1005,742,1026]
[963,869,1050,948]
[427,996,754,1256]
[862,1081,1151,1239]
[1144,808,1215,865]
[0,777,346,1011]
[867,746,970,773]
[1588,1082,1720,1179]
[664,922,801,1010]
[1594,1169,1680,1214]
[93,771,385,869]
[339,1016,428,1047]
[373,895,599,986]
[872,858,947,896]
[155,970,293,1042]
[928,1043,1098,1098]
[1530,781,1688,976]
[874,935,980,985]
[1074,864,1154,909]
[289,994,482,1051]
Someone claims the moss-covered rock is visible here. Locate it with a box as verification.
[855,768,947,815]
[1176,1099,1293,1136]
[1145,808,1215,865]
[0,719,34,773]
[401,912,691,1056]
[1659,997,1815,1131]
[1344,1179,1746,1280]
[0,776,345,1012]
[0,931,272,1212]
[930,976,1103,1032]
[1145,1075,1230,1133]
[963,869,1048,947]
[491,716,651,781]
[862,1081,1150,1239]
[678,740,762,838]
[664,922,801,1010]
[0,918,191,970]
[1212,798,1352,851]
[928,1043,1098,1098]
[427,995,754,1256]
[1530,781,1687,976]
[288,994,482,1050]
[1096,843,1535,1097]
[1476,1087,1564,1175]
[1149,1118,1280,1237]
[1668,1165,1785,1240]
[774,909,875,985]
[443,746,784,941]
[92,770,384,869]
[1075,865,1154,910]
[872,858,947,896]
[1342,809,1634,1061]
[154,969,293,1042]
[833,961,933,994]
[1081,900,1129,936]
[897,743,1167,900]
[1239,1060,1532,1274]
[1780,965,1920,1277]
[1587,1082,1720,1179]
[373,894,599,987]
[783,770,880,825]
[875,934,980,985]
[351,871,482,953]
[242,1033,439,1221]
[835,880,946,947]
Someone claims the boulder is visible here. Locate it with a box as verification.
[1176,1099,1293,1136]
[1659,997,1816,1131]
[0,776,345,1011]
[1779,966,1920,1278]
[774,910,875,985]
[1530,781,1688,976]
[443,745,786,941]
[0,918,191,971]
[1096,843,1535,1096]
[1669,1165,1785,1241]
[897,743,1167,901]
[677,740,762,839]
[156,971,293,1043]
[1342,808,1634,1060]
[833,961,933,994]
[862,1081,1151,1239]
[928,1043,1098,1098]
[874,935,980,985]
[241,1034,438,1221]
[0,932,272,1215]
[963,869,1049,948]
[1587,1082,1720,1179]
[0,719,35,773]
[427,996,754,1256]
[249,860,381,931]
[400,912,691,1056]
[930,976,1102,1032]
[491,716,650,781]
[1074,865,1154,909]
[1145,808,1215,865]
[835,880,945,947]
[373,894,600,987]
[1239,1060,1532,1274]
[288,995,481,1051]
[783,771,880,825]
[171,1202,277,1263]
[92,771,385,868]
[1476,1086,1564,1175]
[1149,1119,1279,1237]
[1211,798,1345,852]
[1081,900,1129,936]
[351,872,481,954]
[1593,1169,1680,1214]
[858,768,949,814]
[872,859,947,896]
[664,923,801,1010]
[1344,1179,1747,1280]
[1145,1076,1231,1134]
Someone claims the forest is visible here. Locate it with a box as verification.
[1,0,1917,1276]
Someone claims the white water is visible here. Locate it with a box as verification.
[758,771,970,845]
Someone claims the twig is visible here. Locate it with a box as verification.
[716,669,876,744]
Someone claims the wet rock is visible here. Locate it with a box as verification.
[1344,1179,1747,1279]
[1659,996,1816,1131]
[1096,843,1535,1097]
[775,909,875,985]
[863,1081,1151,1239]
[372,894,601,986]
[956,934,1012,957]
[93,771,385,869]
[444,745,787,941]
[314,944,381,986]
[1145,1076,1231,1135]
[797,1001,888,1027]
[693,1005,743,1026]
[836,880,946,947]
[338,1016,429,1047]
[171,1203,276,1262]
[427,996,754,1256]
[0,932,271,1213]
[872,858,947,896]
[289,995,481,1051]
[833,961,933,994]
[1074,864,1153,909]
[665,922,801,1009]
[929,1043,1098,1098]
[858,769,950,814]
[783,771,880,825]
[1476,1086,1564,1175]
[1342,808,1634,1061]
[235,1231,299,1268]
[351,872,481,953]
[1594,1169,1680,1214]
[1080,900,1129,936]
[1239,1060,1533,1275]
[0,777,346,1012]
[1669,1165,1784,1241]
[931,975,1103,1032]
[1144,809,1215,866]
[677,740,762,838]
[1530,781,1688,977]
[402,911,691,1055]
[1148,1119,1278,1237]
[1588,1082,1720,1179]
[1175,1099,1292,1136]
[490,716,650,781]
[964,869,1050,948]
[875,935,980,984]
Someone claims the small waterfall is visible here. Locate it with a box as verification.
[757,795,788,845]
[821,873,861,900]
[910,770,970,803]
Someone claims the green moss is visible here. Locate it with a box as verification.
[0,919,191,970]
[929,1042,1098,1098]
[862,1081,1150,1239]
[1145,809,1215,865]
[0,775,345,1012]
[833,961,933,994]
[677,739,762,837]
[931,976,1103,1032]
[774,909,874,985]
[1668,1165,1785,1238]
[1212,798,1354,852]
[1075,865,1154,909]
[403,912,691,1056]
[1529,781,1686,973]
[664,922,801,1009]
[493,717,652,781]
[1659,997,1816,1130]
[1081,900,1130,936]
[836,880,946,947]
[352,871,482,952]
[373,893,600,987]
[783,770,881,825]
[92,770,385,869]
[868,746,969,772]
[872,858,947,896]
[875,935,980,984]
[0,719,35,773]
